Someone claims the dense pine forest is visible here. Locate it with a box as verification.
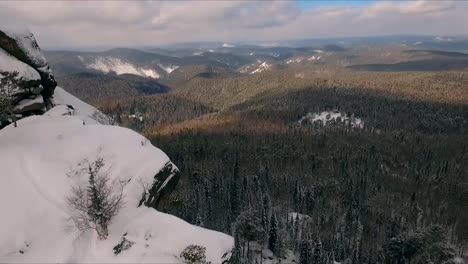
[53,44,468,263]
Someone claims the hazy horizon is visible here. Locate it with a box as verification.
[2,0,467,49]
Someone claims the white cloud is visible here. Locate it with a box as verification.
[361,0,454,18]
[0,0,466,49]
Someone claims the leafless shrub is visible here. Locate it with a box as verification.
[66,158,124,240]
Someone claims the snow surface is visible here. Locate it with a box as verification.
[86,57,160,79]
[0,89,233,263]
[53,86,111,125]
[0,48,41,82]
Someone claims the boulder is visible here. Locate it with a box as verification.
[0,27,56,106]
[0,28,47,67]
[0,28,57,126]
[13,95,45,114]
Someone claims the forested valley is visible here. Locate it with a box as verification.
[51,42,468,263]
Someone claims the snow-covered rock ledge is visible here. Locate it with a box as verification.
[0,26,57,127]
[0,88,233,263]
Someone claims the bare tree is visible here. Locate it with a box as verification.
[66,158,124,240]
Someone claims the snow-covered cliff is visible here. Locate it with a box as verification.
[0,88,233,263]
[0,28,233,263]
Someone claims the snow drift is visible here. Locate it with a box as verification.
[0,88,233,263]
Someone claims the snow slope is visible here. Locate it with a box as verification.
[53,86,111,124]
[0,92,233,263]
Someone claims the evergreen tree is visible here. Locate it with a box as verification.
[261,195,271,233]
[314,239,323,264]
[268,212,279,255]
[293,181,301,212]
[299,240,311,264]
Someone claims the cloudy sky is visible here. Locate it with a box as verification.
[1,0,466,49]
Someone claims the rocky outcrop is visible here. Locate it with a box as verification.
[0,27,57,127]
[139,161,180,212]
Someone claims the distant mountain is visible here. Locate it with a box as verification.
[45,48,182,79]
[46,47,261,79]
[349,50,468,72]
[57,72,169,104]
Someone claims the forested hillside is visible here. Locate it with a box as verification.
[54,43,468,263]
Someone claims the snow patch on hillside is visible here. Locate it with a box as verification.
[86,57,160,79]
[299,110,364,129]
[0,89,233,263]
[222,43,235,48]
[286,57,303,64]
[286,55,321,64]
[251,62,271,74]
[158,64,179,74]
[435,36,454,42]
[307,55,321,61]
[239,61,273,75]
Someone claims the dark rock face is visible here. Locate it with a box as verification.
[139,161,180,212]
[0,28,57,126]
